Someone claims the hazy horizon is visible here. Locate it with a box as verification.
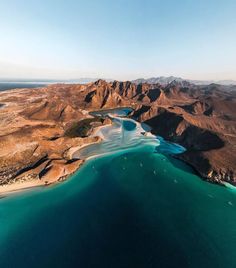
[1,76,236,83]
[0,0,236,80]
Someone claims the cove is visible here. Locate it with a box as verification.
[0,108,236,268]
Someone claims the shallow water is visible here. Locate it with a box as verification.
[1,109,236,268]
[74,114,184,160]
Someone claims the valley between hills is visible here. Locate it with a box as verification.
[0,79,235,193]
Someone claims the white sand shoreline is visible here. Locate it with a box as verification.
[0,124,110,197]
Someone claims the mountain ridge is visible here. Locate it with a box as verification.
[132,76,236,86]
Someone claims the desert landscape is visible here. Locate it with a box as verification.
[0,79,235,194]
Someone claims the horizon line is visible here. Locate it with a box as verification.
[0,76,236,83]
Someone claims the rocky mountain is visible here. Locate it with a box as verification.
[132,76,186,85]
[0,80,235,189]
[132,76,236,86]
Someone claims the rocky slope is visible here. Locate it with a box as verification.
[0,80,235,189]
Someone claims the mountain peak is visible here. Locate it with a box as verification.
[94,79,108,86]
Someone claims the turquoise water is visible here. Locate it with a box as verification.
[1,111,236,267]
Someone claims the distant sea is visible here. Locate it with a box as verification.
[0,79,99,92]
[0,82,48,92]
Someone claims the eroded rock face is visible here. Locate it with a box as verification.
[0,80,235,187]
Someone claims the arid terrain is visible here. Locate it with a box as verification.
[0,80,235,193]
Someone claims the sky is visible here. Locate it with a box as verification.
[0,0,236,81]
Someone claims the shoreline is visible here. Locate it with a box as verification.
[0,124,110,197]
[1,107,233,197]
[0,180,45,197]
